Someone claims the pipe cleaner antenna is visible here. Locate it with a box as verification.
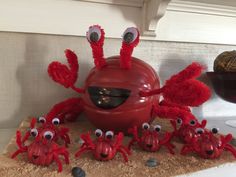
[120,27,140,69]
[86,25,106,69]
[21,117,37,143]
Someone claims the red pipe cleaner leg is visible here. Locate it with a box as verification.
[46,97,83,123]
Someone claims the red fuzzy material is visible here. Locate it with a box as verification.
[46,97,83,123]
[159,100,191,112]
[87,25,106,69]
[163,79,211,107]
[166,62,205,85]
[48,49,84,93]
[30,118,37,129]
[154,105,197,125]
[48,49,78,88]
[120,30,140,69]
[140,62,211,107]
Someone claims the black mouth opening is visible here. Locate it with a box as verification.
[32,155,39,160]
[88,86,131,109]
[146,144,153,148]
[100,153,109,158]
[206,150,214,155]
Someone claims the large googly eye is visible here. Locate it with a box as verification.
[153,125,161,132]
[142,123,150,130]
[44,131,54,140]
[211,127,219,134]
[105,131,114,139]
[176,118,182,125]
[189,120,197,126]
[87,26,102,42]
[95,129,103,137]
[195,128,205,134]
[122,27,139,44]
[38,117,46,124]
[52,118,60,125]
[30,128,38,137]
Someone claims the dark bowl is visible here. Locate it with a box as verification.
[207,72,236,103]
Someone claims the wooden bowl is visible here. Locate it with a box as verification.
[207,72,236,103]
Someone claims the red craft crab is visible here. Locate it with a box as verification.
[11,118,69,172]
[172,117,207,144]
[181,128,236,159]
[154,101,207,144]
[75,129,130,162]
[128,123,175,154]
[46,25,211,132]
[37,116,71,146]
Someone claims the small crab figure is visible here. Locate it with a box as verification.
[75,129,130,162]
[173,119,207,144]
[128,123,175,154]
[37,116,71,146]
[153,100,207,144]
[11,118,69,172]
[181,128,236,159]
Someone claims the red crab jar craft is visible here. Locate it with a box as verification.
[47,25,210,133]
[47,25,160,132]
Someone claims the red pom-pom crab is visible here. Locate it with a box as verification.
[46,25,211,133]
[37,116,71,146]
[128,123,175,154]
[181,128,236,159]
[154,102,207,144]
[75,129,130,162]
[172,118,207,144]
[11,118,69,172]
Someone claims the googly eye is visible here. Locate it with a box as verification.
[189,120,197,126]
[30,128,38,137]
[122,27,139,44]
[211,127,219,134]
[44,131,54,140]
[52,118,60,125]
[195,128,204,134]
[153,125,161,132]
[105,131,114,139]
[87,26,102,42]
[176,118,182,125]
[95,129,103,137]
[38,117,46,124]
[142,123,150,130]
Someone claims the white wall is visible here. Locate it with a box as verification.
[1,0,236,44]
